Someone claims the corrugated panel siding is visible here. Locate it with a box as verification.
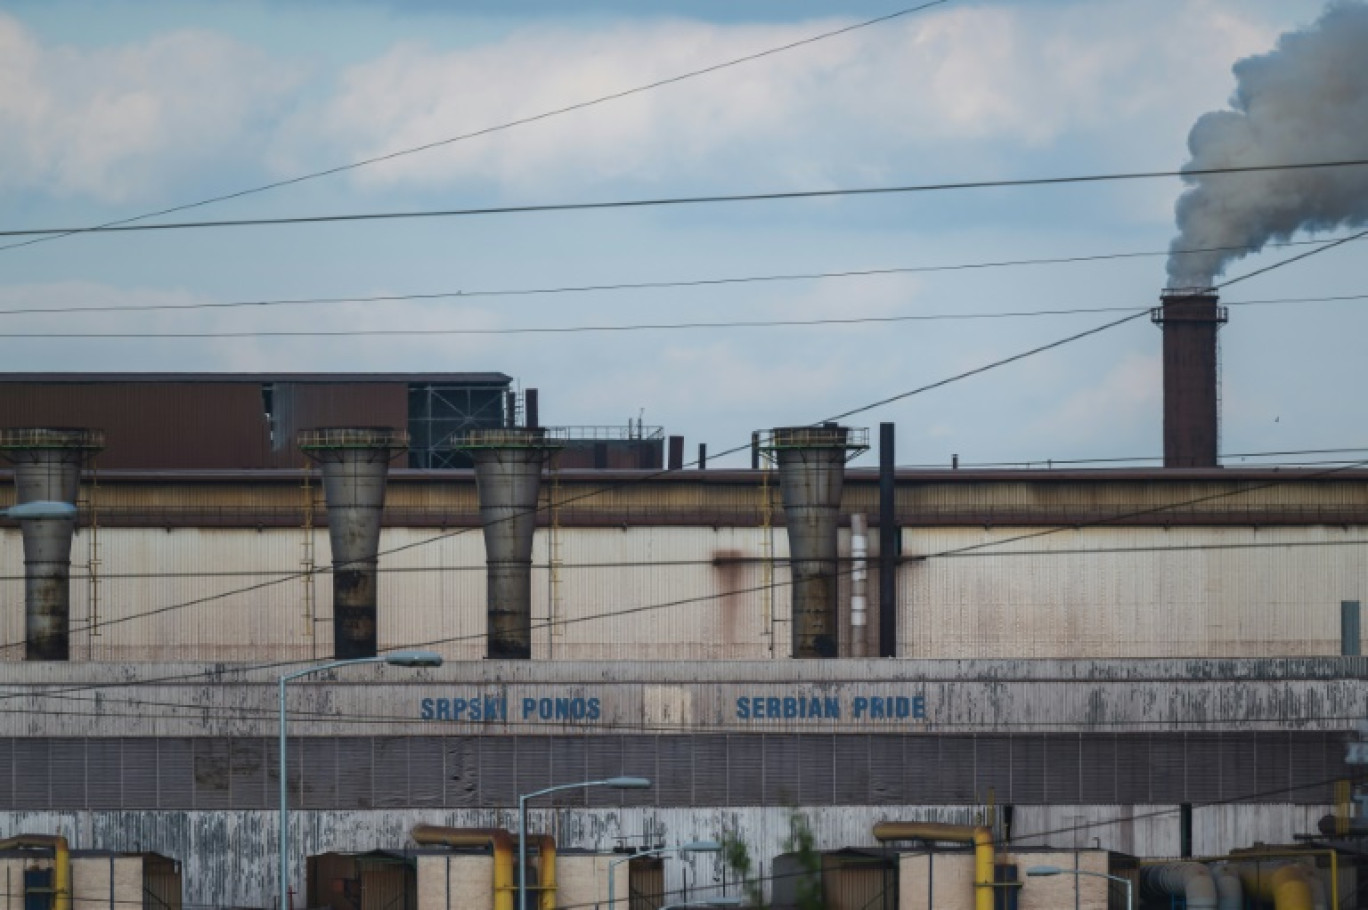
[0,731,1296,811]
[903,525,1368,658]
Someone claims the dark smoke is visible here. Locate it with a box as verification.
[1167,1,1368,289]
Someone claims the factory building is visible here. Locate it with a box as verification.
[0,291,1365,909]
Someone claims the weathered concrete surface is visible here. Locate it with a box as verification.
[0,804,1330,910]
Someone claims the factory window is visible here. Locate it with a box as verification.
[407,383,508,468]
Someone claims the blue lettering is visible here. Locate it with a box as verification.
[893,697,909,719]
[766,697,781,719]
[539,698,553,720]
[471,698,484,721]
[522,698,537,719]
[420,698,434,720]
[737,697,750,719]
[753,697,766,718]
[913,695,926,719]
[783,697,798,719]
[452,697,468,720]
[872,697,886,719]
[435,699,451,720]
[853,696,869,718]
[825,697,840,718]
[588,698,601,720]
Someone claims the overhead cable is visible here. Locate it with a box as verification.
[0,2,948,254]
[3,159,1367,238]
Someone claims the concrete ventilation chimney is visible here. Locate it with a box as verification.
[298,428,409,659]
[1152,289,1227,468]
[449,426,562,659]
[0,428,104,661]
[760,424,868,659]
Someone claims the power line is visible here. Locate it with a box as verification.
[0,237,1350,320]
[3,292,1366,341]
[0,307,1153,664]
[0,2,948,255]
[4,159,1366,238]
[0,240,1348,668]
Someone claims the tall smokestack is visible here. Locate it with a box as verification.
[1167,3,1368,288]
[450,426,560,659]
[298,428,408,660]
[1153,290,1227,468]
[0,428,104,661]
[762,425,867,659]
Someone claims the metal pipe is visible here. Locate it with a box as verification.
[411,825,516,910]
[1236,863,1316,910]
[0,835,69,910]
[1143,863,1218,909]
[849,514,868,657]
[452,428,557,660]
[298,428,407,660]
[1153,290,1227,468]
[0,428,102,661]
[878,422,897,657]
[1212,864,1242,910]
[769,425,860,659]
[873,822,993,910]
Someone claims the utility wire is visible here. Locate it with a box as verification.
[0,237,1349,671]
[4,159,1367,238]
[0,237,1347,320]
[4,292,1367,340]
[0,2,948,254]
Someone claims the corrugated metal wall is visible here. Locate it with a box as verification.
[903,526,1366,658]
[3,521,1362,661]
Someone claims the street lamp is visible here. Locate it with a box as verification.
[608,840,722,910]
[1026,865,1132,910]
[660,899,744,910]
[0,501,77,520]
[278,650,442,910]
[517,777,652,910]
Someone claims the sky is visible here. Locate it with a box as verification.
[0,0,1363,469]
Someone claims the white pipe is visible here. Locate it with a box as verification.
[850,514,868,658]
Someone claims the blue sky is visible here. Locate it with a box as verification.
[0,0,1362,467]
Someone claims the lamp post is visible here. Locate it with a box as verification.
[0,501,77,520]
[608,840,722,910]
[1026,865,1132,910]
[278,650,442,910]
[517,777,651,910]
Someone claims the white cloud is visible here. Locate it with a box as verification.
[291,1,1293,198]
[0,15,297,203]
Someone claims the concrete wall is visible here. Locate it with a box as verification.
[417,855,492,910]
[0,805,1330,910]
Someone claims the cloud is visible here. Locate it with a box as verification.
[292,1,1291,198]
[0,14,297,203]
[1029,351,1161,451]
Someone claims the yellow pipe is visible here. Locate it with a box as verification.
[0,835,69,910]
[1237,863,1314,910]
[531,835,556,910]
[411,825,515,910]
[873,822,994,910]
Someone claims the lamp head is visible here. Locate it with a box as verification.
[2,500,77,521]
[604,776,652,789]
[383,650,443,668]
[1025,866,1063,877]
[681,840,724,853]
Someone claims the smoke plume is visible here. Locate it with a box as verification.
[1167,1,1368,289]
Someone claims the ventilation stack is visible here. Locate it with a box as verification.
[298,428,408,660]
[760,425,868,659]
[449,427,562,659]
[0,428,104,661]
[1153,289,1228,468]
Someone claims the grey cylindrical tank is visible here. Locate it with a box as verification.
[771,425,852,659]
[459,428,553,660]
[299,428,407,660]
[0,428,103,661]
